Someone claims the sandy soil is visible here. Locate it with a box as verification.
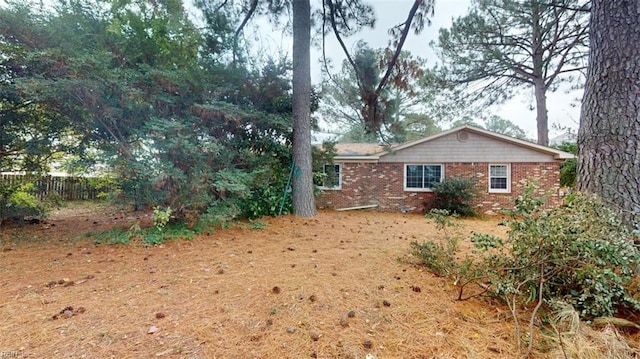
[0,204,628,358]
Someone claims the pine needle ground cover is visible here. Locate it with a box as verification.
[1,204,638,358]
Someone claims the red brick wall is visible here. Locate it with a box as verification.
[316,161,563,214]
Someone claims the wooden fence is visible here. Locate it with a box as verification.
[0,174,109,201]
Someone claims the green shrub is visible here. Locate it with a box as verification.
[92,221,196,246]
[500,190,640,319]
[152,206,173,231]
[426,176,477,216]
[240,178,290,219]
[554,142,577,188]
[142,222,195,245]
[559,158,576,187]
[198,201,242,229]
[413,188,640,354]
[86,176,118,200]
[411,209,461,277]
[453,188,640,319]
[92,228,131,245]
[411,240,456,277]
[0,183,47,223]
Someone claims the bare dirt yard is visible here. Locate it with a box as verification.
[0,203,636,358]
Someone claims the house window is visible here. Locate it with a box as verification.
[489,164,510,193]
[404,164,443,191]
[319,164,341,190]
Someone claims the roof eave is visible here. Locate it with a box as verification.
[334,155,380,163]
[554,152,576,160]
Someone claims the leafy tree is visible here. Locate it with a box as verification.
[449,115,526,139]
[0,2,83,174]
[196,0,326,217]
[391,112,441,142]
[449,117,484,129]
[554,141,576,187]
[324,0,435,138]
[323,43,387,138]
[0,0,305,222]
[577,0,640,227]
[0,3,87,221]
[320,44,439,143]
[483,115,526,139]
[433,0,589,145]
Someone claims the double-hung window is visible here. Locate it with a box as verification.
[489,164,510,193]
[319,163,342,190]
[404,164,443,191]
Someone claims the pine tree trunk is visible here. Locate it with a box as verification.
[533,78,549,146]
[577,0,640,227]
[291,0,316,217]
[531,1,549,146]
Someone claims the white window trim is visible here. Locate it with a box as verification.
[488,163,511,193]
[403,164,444,192]
[319,163,342,190]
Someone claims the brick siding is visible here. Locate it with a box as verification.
[316,161,563,214]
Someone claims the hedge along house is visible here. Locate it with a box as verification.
[316,126,575,214]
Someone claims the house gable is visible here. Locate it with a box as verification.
[378,126,572,163]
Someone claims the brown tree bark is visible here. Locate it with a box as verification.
[532,1,549,146]
[577,0,640,227]
[533,78,549,146]
[291,0,316,217]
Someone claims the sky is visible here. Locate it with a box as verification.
[293,0,582,141]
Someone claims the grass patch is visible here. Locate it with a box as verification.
[91,222,198,245]
[92,228,131,245]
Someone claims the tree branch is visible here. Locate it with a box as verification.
[541,1,590,13]
[233,0,259,64]
[375,0,421,96]
[545,25,588,87]
[0,100,34,115]
[325,0,363,90]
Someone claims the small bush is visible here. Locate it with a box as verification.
[93,221,196,246]
[554,142,577,188]
[426,176,477,216]
[152,206,173,231]
[418,189,640,320]
[413,188,640,354]
[142,222,195,245]
[0,183,47,224]
[411,209,460,277]
[496,189,640,319]
[249,220,267,230]
[240,181,290,219]
[411,240,456,277]
[198,201,242,229]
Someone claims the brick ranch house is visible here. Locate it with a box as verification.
[316,126,574,214]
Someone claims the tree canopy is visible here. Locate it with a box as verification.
[320,43,439,143]
[0,0,310,220]
[433,0,589,145]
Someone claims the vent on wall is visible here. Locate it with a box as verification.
[457,131,469,142]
